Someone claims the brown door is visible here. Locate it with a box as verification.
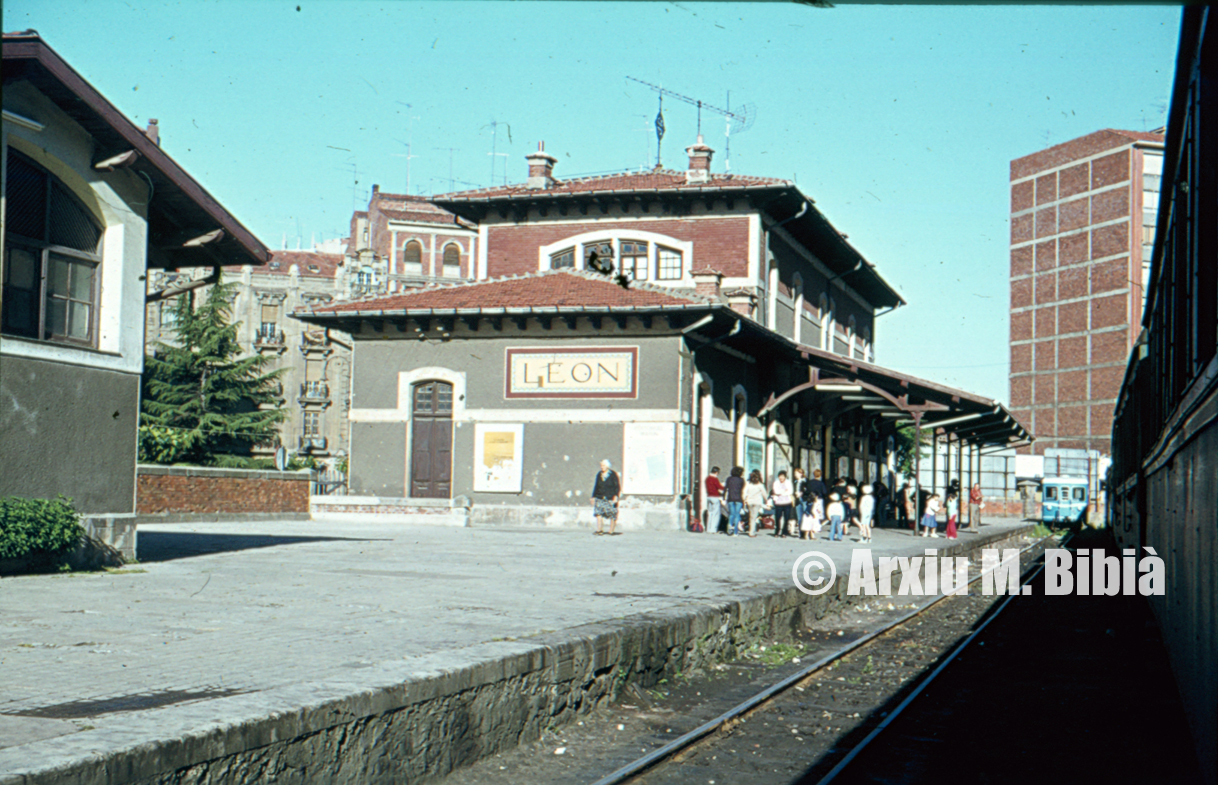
[410,381,453,498]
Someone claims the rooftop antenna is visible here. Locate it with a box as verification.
[392,109,420,194]
[433,147,460,192]
[627,76,756,171]
[482,119,512,186]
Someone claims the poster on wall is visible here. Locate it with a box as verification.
[623,422,676,495]
[473,423,523,492]
[745,437,765,478]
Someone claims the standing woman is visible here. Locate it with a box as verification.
[743,470,768,538]
[771,471,795,538]
[921,493,941,538]
[591,459,621,536]
[724,466,746,536]
[792,468,809,528]
[858,485,875,544]
[968,483,984,532]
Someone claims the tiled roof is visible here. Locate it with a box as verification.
[379,207,463,226]
[300,269,713,315]
[434,169,792,201]
[264,251,343,278]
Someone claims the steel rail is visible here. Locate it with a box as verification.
[812,532,1073,785]
[589,534,1053,785]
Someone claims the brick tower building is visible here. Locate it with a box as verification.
[1008,128,1164,455]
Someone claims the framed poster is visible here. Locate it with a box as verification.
[623,422,676,495]
[745,437,765,478]
[473,423,523,492]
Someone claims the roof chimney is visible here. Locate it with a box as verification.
[144,118,160,146]
[526,142,558,189]
[685,135,713,184]
[691,268,725,302]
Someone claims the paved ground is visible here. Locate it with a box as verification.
[0,516,1028,778]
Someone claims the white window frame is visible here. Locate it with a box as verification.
[537,229,694,282]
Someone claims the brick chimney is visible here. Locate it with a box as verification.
[726,290,757,318]
[685,135,713,184]
[144,119,160,146]
[691,268,724,301]
[526,142,558,189]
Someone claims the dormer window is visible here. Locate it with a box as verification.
[657,246,683,280]
[307,264,320,273]
[619,241,648,281]
[269,261,281,270]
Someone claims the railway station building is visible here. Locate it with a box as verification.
[297,139,1028,528]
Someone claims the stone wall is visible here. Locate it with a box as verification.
[137,466,311,518]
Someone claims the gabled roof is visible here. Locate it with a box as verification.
[2,31,268,269]
[380,207,464,227]
[296,269,714,317]
[265,251,343,279]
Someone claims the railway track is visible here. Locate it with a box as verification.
[590,536,1058,785]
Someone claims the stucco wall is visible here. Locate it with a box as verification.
[0,355,138,515]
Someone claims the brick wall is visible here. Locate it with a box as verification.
[485,216,750,278]
[137,466,311,515]
[1008,129,1162,455]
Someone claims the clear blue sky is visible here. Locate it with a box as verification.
[5,1,1181,401]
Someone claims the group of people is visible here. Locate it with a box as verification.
[703,467,880,542]
[704,467,987,542]
[590,457,986,540]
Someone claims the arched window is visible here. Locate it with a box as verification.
[402,240,423,275]
[442,244,461,278]
[583,241,614,273]
[3,150,102,345]
[550,247,575,269]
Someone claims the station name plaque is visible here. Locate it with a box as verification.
[505,347,639,399]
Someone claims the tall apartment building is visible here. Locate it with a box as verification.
[1008,128,1164,455]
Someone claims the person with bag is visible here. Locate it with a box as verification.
[770,470,795,538]
[591,459,621,536]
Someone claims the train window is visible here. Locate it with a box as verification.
[1044,487,1057,500]
[1073,487,1086,501]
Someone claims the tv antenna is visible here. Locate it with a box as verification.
[392,108,420,194]
[482,119,512,186]
[626,76,756,171]
[433,147,460,192]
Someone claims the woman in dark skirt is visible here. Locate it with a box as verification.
[591,459,622,535]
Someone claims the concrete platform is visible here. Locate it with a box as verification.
[0,516,1032,784]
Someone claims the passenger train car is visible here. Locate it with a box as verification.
[1107,7,1215,782]
[1040,477,1088,526]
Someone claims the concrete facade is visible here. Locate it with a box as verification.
[1008,128,1165,456]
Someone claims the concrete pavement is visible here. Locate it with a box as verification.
[0,516,1031,783]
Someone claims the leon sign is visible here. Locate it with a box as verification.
[505,347,638,399]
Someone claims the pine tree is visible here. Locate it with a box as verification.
[140,275,285,464]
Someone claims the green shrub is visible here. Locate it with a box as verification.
[0,496,82,559]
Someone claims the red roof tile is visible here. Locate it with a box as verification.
[301,269,712,314]
[379,207,463,226]
[434,169,791,201]
[265,251,343,278]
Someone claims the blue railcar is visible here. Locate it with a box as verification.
[1041,476,1088,526]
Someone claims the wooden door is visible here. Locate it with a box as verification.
[410,381,453,498]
